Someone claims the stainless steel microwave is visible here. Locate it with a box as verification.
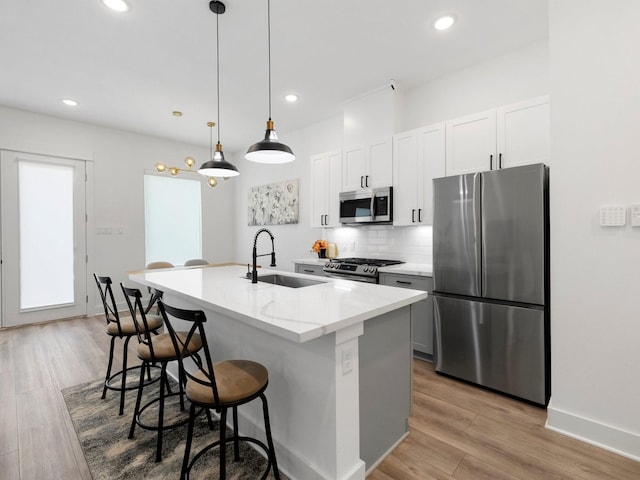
[339,187,393,224]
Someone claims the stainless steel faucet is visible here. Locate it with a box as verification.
[251,228,276,283]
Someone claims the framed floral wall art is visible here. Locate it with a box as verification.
[247,178,299,226]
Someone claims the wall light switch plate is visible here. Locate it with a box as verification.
[600,206,626,226]
[631,205,640,227]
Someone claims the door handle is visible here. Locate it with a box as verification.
[320,215,324,226]
[365,175,369,187]
[489,154,493,170]
[418,208,422,222]
[411,209,416,223]
[324,214,328,225]
[498,153,502,169]
[360,176,364,188]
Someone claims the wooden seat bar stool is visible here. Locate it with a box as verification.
[158,300,281,480]
[121,285,209,462]
[93,274,163,415]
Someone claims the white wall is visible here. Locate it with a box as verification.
[546,0,640,459]
[0,105,236,313]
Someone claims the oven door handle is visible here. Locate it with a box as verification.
[322,271,376,283]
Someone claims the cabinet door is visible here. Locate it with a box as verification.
[342,145,366,191]
[295,263,327,276]
[366,137,393,189]
[417,123,446,224]
[325,150,342,227]
[392,130,419,226]
[497,96,550,169]
[380,273,433,356]
[310,153,329,228]
[445,109,496,175]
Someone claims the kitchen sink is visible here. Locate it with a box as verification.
[257,274,326,288]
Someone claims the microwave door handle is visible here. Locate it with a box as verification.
[370,194,376,219]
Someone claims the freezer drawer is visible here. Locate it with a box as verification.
[434,295,548,405]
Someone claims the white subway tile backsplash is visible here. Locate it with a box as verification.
[326,225,432,264]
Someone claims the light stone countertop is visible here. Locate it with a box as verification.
[378,263,433,277]
[130,264,427,344]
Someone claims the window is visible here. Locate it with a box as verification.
[144,175,202,266]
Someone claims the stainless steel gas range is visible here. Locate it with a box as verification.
[322,257,404,283]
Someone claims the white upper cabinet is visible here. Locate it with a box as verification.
[342,137,393,191]
[393,123,445,226]
[310,150,342,228]
[496,95,550,169]
[445,109,497,175]
[445,96,550,175]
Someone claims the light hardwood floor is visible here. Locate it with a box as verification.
[1,316,638,480]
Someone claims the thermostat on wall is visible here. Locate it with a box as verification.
[631,205,640,227]
[599,205,626,226]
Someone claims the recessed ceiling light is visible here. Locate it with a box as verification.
[62,98,79,107]
[102,0,130,13]
[285,94,299,103]
[434,15,456,31]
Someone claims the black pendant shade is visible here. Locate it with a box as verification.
[245,119,295,164]
[198,0,240,180]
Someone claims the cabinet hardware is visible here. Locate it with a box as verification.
[396,280,412,285]
[360,176,364,188]
[411,209,415,222]
[365,175,369,187]
[489,154,493,170]
[418,209,422,222]
[304,269,314,273]
[499,153,502,169]
[324,214,328,225]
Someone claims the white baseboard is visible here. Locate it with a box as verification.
[546,406,640,461]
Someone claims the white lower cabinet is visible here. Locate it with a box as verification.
[380,273,433,358]
[393,123,445,225]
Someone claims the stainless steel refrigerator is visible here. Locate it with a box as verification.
[432,163,549,406]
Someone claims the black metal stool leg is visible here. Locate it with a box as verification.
[181,403,197,480]
[119,336,131,415]
[155,364,167,462]
[261,394,281,480]
[220,408,228,480]
[102,336,116,399]
[233,406,240,461]
[128,362,146,439]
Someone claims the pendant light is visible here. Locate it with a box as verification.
[198,1,240,178]
[245,0,295,164]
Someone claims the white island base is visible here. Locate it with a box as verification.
[130,266,425,480]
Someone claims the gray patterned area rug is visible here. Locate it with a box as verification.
[62,376,284,480]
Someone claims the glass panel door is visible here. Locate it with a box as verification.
[1,151,87,327]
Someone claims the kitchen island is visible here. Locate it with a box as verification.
[130,264,427,480]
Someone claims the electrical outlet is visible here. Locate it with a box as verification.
[342,347,353,375]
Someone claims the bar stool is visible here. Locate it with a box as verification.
[158,300,281,480]
[93,274,163,415]
[184,258,210,266]
[144,261,174,313]
[121,285,208,462]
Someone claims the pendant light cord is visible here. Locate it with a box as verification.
[267,0,272,121]
[216,11,221,144]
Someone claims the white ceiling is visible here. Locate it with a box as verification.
[0,0,548,153]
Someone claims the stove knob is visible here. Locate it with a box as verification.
[371,267,377,274]
[325,262,330,267]
[363,267,370,273]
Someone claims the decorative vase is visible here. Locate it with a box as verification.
[318,249,327,258]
